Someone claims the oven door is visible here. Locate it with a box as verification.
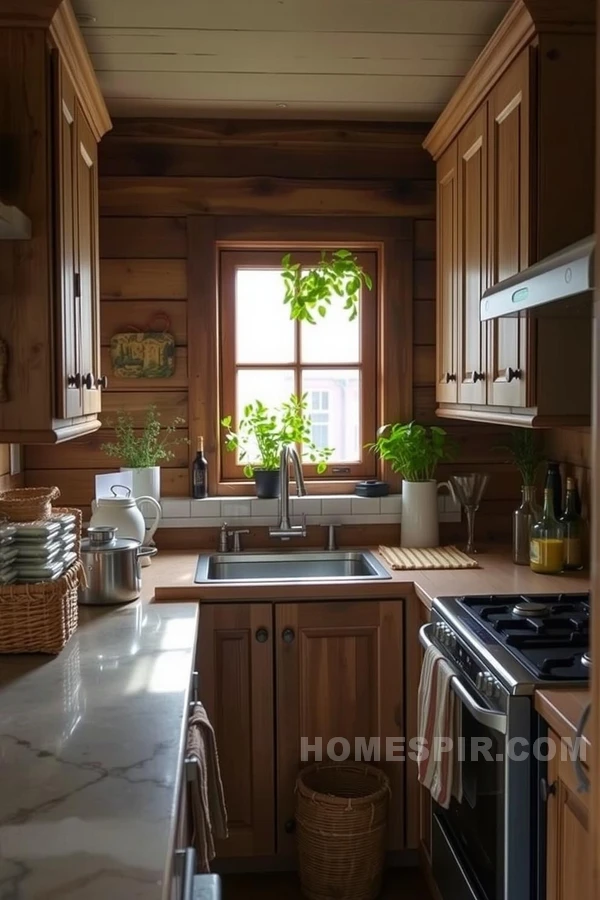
[419,623,531,900]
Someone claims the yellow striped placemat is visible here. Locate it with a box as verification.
[379,545,479,570]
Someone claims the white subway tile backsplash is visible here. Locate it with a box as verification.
[221,500,252,518]
[190,499,221,518]
[291,497,322,515]
[380,494,402,515]
[351,497,381,515]
[161,499,191,518]
[251,498,279,516]
[321,497,353,516]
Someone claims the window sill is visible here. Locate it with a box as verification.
[159,494,461,528]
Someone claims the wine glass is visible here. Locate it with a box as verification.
[447,473,490,554]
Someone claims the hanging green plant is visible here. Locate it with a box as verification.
[281,249,373,324]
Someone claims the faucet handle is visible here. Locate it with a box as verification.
[322,523,340,551]
[229,528,250,553]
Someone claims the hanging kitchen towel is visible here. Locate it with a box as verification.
[187,702,228,872]
[379,545,479,570]
[110,313,175,379]
[417,643,463,808]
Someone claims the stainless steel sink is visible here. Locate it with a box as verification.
[195,550,391,583]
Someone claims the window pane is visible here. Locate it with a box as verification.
[302,369,361,463]
[235,269,295,364]
[233,369,295,465]
[301,289,361,364]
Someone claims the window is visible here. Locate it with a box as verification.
[219,249,378,481]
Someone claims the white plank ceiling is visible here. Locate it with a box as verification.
[73,0,512,120]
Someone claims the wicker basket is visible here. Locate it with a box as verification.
[0,507,83,654]
[296,763,390,900]
[0,486,60,522]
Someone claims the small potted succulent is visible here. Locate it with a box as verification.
[222,393,333,498]
[368,422,456,548]
[281,249,372,323]
[101,406,187,503]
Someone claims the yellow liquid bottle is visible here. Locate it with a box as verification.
[530,487,565,575]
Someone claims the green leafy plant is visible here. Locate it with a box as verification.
[497,428,545,486]
[367,421,456,482]
[221,393,334,477]
[281,249,373,324]
[101,406,187,468]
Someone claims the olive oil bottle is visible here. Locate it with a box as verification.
[560,477,584,571]
[530,488,565,574]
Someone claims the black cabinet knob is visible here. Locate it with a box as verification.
[67,373,81,388]
[282,628,295,644]
[445,372,457,383]
[255,627,269,643]
[473,371,485,383]
[540,778,556,802]
[506,367,522,383]
[284,818,296,834]
[82,372,94,390]
[97,375,108,389]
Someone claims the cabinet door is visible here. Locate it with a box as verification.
[197,603,275,857]
[487,49,531,407]
[75,106,101,415]
[54,56,82,419]
[546,730,591,900]
[436,142,459,402]
[275,600,404,854]
[457,105,488,404]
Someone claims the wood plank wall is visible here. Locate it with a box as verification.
[24,118,518,540]
[545,427,592,517]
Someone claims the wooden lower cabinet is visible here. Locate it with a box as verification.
[199,599,406,860]
[546,728,590,900]
[275,600,404,855]
[197,603,275,858]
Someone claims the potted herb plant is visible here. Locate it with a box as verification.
[281,249,372,323]
[222,394,333,498]
[101,406,187,504]
[499,429,544,565]
[368,422,456,548]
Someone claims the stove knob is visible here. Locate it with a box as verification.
[476,672,485,691]
[447,631,457,651]
[483,673,495,697]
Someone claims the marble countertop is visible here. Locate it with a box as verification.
[0,600,199,900]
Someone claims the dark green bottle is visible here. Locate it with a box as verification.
[544,462,562,519]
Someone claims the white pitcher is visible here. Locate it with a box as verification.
[400,479,449,549]
[90,495,161,546]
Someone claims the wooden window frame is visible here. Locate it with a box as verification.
[219,247,378,482]
[187,216,413,497]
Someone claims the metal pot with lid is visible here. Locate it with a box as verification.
[78,526,157,605]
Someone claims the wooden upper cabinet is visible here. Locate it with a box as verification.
[436,142,458,403]
[275,600,404,855]
[0,4,110,443]
[424,4,594,427]
[457,105,487,405]
[75,106,101,416]
[546,729,591,900]
[197,603,275,858]
[487,49,531,408]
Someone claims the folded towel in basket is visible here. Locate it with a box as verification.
[187,702,228,872]
[417,643,463,809]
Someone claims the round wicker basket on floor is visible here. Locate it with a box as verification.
[295,762,390,900]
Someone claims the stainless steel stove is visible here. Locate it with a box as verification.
[420,592,590,900]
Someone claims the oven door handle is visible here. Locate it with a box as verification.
[419,623,508,735]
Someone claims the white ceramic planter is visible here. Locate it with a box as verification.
[400,479,447,549]
[120,466,161,504]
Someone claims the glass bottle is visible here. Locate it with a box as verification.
[545,462,563,519]
[192,436,208,499]
[560,477,584,571]
[530,488,565,574]
[513,485,540,565]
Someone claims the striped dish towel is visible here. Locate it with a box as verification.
[417,644,463,809]
[379,545,479,570]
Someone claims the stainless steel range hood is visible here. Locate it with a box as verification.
[480,235,595,320]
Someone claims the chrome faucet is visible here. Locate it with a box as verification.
[269,445,307,540]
